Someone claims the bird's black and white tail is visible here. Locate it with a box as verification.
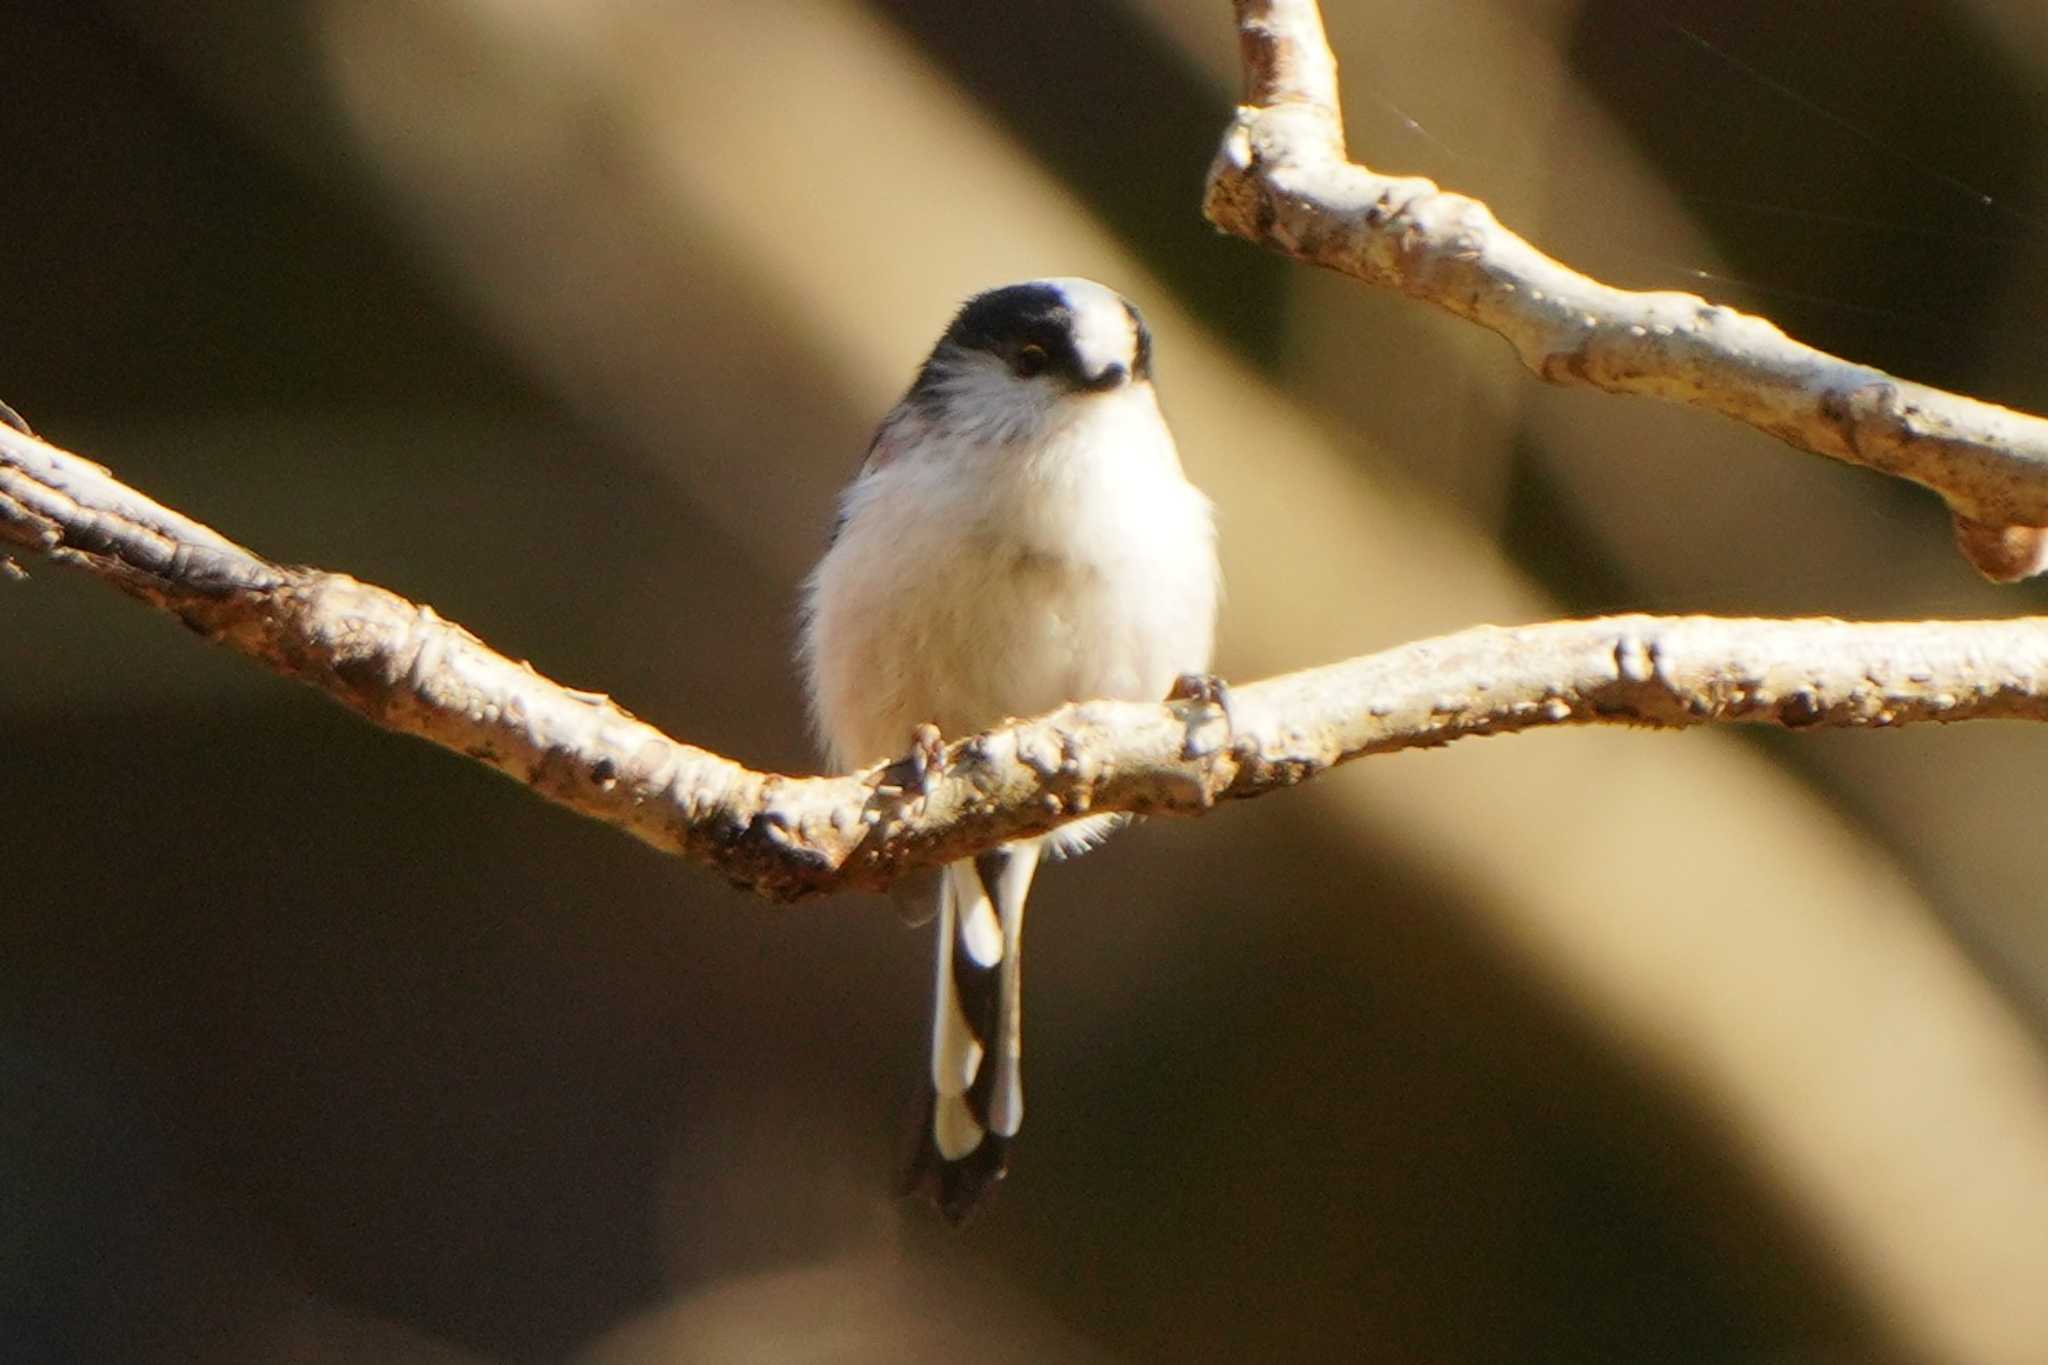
[903,842,1039,1222]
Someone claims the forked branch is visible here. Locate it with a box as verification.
[1205,0,2048,580]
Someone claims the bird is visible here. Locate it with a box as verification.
[800,278,1221,1221]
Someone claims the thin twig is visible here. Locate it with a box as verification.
[1205,0,2048,580]
[7,422,2048,900]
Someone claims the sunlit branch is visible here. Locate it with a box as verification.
[1206,0,2048,581]
[10,421,2048,900]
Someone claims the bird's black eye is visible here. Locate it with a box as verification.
[1013,343,1050,378]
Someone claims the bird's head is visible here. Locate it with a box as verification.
[905,277,1154,445]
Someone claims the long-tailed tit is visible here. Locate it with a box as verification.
[801,278,1220,1221]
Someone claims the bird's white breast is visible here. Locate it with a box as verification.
[804,384,1217,770]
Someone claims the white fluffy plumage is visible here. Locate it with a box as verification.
[800,277,1219,1220]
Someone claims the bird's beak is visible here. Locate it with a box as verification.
[1081,361,1129,393]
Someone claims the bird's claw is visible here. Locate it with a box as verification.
[1168,671,1235,759]
[874,722,947,802]
[905,722,946,798]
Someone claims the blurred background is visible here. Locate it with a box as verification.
[6,1,2048,1361]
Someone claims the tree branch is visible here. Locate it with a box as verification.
[8,421,2048,900]
[1206,0,2048,581]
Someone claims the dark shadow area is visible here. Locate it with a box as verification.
[0,7,526,425]
[1567,0,2048,409]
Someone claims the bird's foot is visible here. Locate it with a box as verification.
[1167,672,1235,759]
[905,722,946,797]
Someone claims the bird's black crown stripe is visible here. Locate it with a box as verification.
[906,282,1147,401]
